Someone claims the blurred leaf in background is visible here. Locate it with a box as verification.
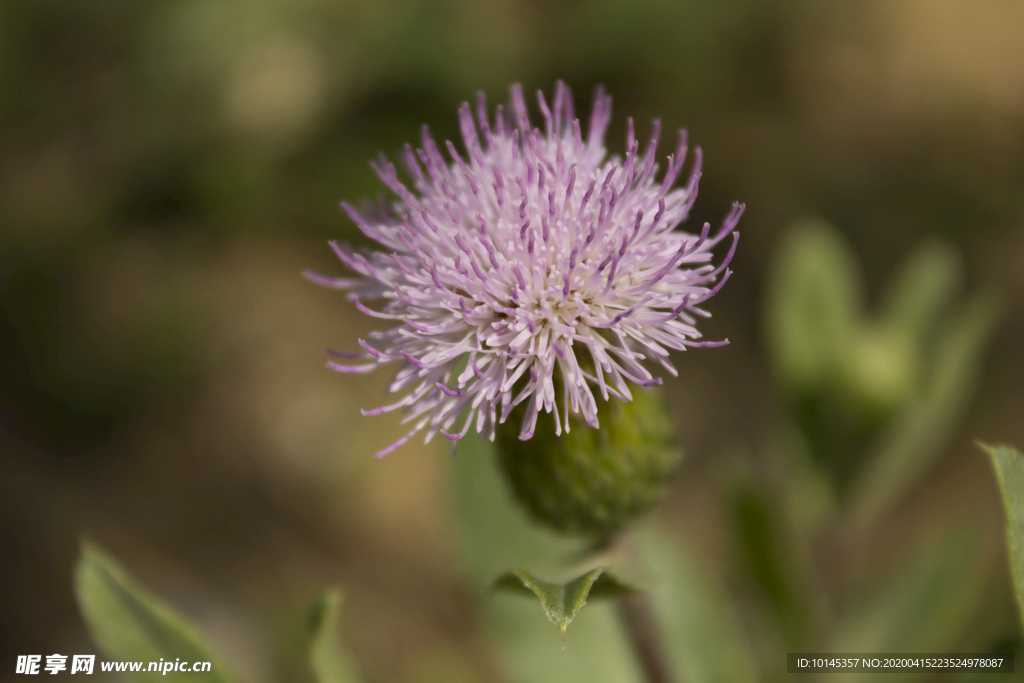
[764,219,886,484]
[765,219,999,519]
[728,467,813,651]
[75,542,237,683]
[307,590,363,683]
[824,526,991,683]
[849,286,999,527]
[984,444,1024,630]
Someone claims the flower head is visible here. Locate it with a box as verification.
[308,82,742,457]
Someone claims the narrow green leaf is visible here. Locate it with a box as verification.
[983,444,1024,629]
[824,526,989,683]
[449,435,644,683]
[74,542,236,683]
[493,567,635,643]
[849,292,999,526]
[308,590,362,683]
[729,481,809,648]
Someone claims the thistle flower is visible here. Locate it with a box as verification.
[308,82,742,458]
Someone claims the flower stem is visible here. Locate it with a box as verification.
[617,591,678,683]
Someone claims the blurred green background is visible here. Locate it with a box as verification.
[2,0,1024,681]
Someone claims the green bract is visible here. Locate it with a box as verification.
[496,387,681,536]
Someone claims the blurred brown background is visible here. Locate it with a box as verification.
[2,0,1023,681]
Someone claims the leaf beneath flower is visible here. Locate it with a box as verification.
[492,567,635,645]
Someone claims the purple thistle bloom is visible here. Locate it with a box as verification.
[308,82,742,457]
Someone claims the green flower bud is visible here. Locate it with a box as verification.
[495,388,682,537]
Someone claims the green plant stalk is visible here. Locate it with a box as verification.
[617,589,678,683]
[603,531,682,683]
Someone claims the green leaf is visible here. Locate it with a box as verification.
[636,525,758,683]
[983,444,1024,629]
[729,480,809,647]
[493,567,635,643]
[849,292,999,526]
[75,542,236,683]
[824,526,989,683]
[449,435,644,683]
[308,590,362,683]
